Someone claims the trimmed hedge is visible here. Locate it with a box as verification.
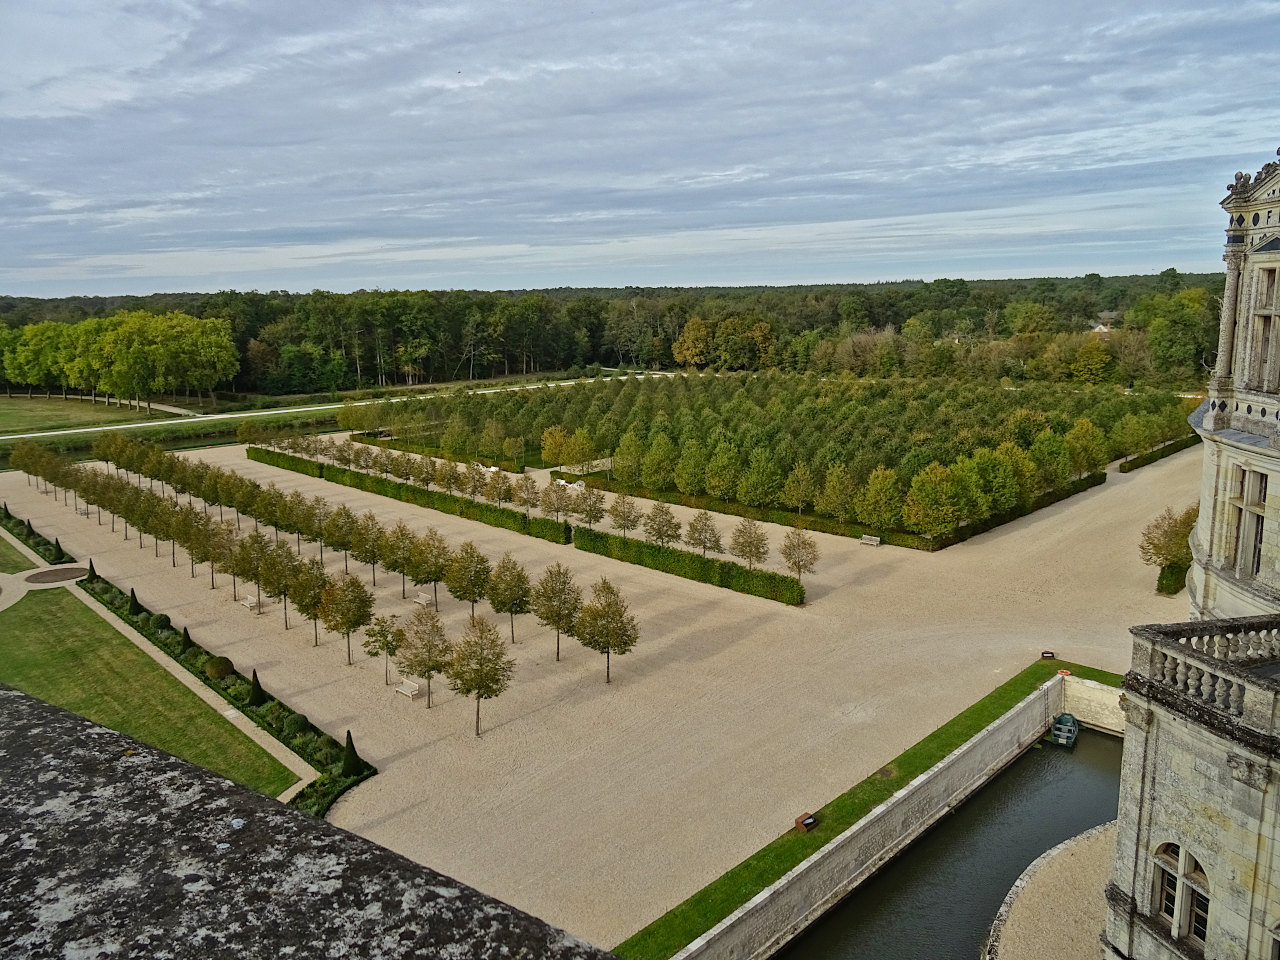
[1118,433,1201,473]
[0,503,76,564]
[1157,562,1189,595]
[248,446,572,544]
[76,572,376,816]
[573,526,804,605]
[928,471,1108,549]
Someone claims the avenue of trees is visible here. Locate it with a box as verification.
[0,269,1220,394]
[13,437,641,732]
[0,310,238,408]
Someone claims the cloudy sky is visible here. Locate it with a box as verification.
[3,0,1279,297]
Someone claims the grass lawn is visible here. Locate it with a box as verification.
[0,532,34,573]
[0,396,167,434]
[613,658,1123,959]
[0,588,297,796]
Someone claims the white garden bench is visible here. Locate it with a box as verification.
[413,592,430,606]
[240,597,259,612]
[860,535,881,547]
[395,680,421,699]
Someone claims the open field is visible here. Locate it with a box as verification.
[0,587,297,796]
[0,444,1199,949]
[0,397,159,434]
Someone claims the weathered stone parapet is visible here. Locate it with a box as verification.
[0,685,613,960]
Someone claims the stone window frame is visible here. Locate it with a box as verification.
[1226,465,1269,578]
[1151,842,1211,947]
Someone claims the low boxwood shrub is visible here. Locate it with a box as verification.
[205,656,235,681]
[573,527,804,605]
[1157,562,1189,595]
[283,713,311,738]
[151,613,171,632]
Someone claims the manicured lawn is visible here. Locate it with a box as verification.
[0,397,162,434]
[612,658,1123,959]
[0,588,297,796]
[0,533,34,573]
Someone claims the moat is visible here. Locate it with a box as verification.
[778,729,1122,960]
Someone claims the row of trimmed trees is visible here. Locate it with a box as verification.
[14,440,640,734]
[268,434,821,580]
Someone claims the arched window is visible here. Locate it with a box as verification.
[1152,843,1211,946]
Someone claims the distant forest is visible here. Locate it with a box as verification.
[0,268,1224,396]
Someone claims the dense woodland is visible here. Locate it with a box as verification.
[0,269,1223,397]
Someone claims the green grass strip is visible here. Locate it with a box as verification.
[0,589,297,796]
[0,530,35,573]
[612,658,1122,959]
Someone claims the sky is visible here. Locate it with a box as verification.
[2,0,1279,298]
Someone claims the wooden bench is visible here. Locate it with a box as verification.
[240,597,259,612]
[395,680,421,699]
[860,535,881,547]
[413,592,430,606]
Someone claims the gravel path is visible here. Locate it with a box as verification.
[0,445,1197,949]
[997,822,1115,960]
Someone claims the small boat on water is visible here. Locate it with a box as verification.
[1049,713,1079,747]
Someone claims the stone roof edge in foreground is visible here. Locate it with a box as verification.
[0,684,614,960]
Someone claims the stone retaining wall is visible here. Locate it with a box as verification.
[1063,675,1125,735]
[673,675,1073,960]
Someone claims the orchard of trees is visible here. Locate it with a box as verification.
[341,371,1193,539]
[0,269,1220,395]
[13,437,641,733]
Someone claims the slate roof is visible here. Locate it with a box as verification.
[0,684,614,960]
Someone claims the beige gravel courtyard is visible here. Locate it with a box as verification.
[0,443,1199,949]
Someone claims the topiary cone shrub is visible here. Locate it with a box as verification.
[181,627,194,652]
[2,502,9,519]
[247,669,268,707]
[85,559,97,581]
[51,538,65,562]
[128,588,142,617]
[340,730,367,777]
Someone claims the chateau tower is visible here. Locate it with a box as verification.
[1190,148,1280,619]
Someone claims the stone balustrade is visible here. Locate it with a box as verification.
[1129,616,1280,740]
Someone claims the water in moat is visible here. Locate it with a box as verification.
[776,728,1123,960]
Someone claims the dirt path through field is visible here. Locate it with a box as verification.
[0,445,1198,948]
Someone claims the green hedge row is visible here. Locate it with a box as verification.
[573,526,804,605]
[248,447,572,544]
[76,571,375,816]
[0,502,74,564]
[1118,433,1201,473]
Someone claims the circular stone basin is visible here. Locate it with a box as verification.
[25,567,89,584]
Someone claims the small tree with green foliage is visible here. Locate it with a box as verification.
[362,614,404,685]
[575,577,639,684]
[291,557,331,647]
[395,604,453,707]
[409,527,451,610]
[729,517,769,570]
[903,462,959,538]
[853,466,903,530]
[487,552,532,643]
[608,494,641,539]
[447,616,516,736]
[781,462,819,515]
[445,540,491,619]
[684,510,723,557]
[574,486,606,528]
[780,529,820,583]
[531,562,581,661]
[643,502,682,548]
[737,447,783,508]
[319,573,375,665]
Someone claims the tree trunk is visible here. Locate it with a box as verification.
[433,581,439,610]
[426,673,432,708]
[606,650,611,684]
[171,539,176,566]
[313,619,319,647]
[371,562,376,586]
[510,611,515,643]
[384,651,390,685]
[283,596,289,629]
[255,583,262,613]
[401,572,406,599]
[232,577,238,601]
[346,632,352,665]
[475,695,481,736]
[209,563,215,589]
[556,628,560,662]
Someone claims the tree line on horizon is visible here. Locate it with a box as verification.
[0,269,1221,395]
